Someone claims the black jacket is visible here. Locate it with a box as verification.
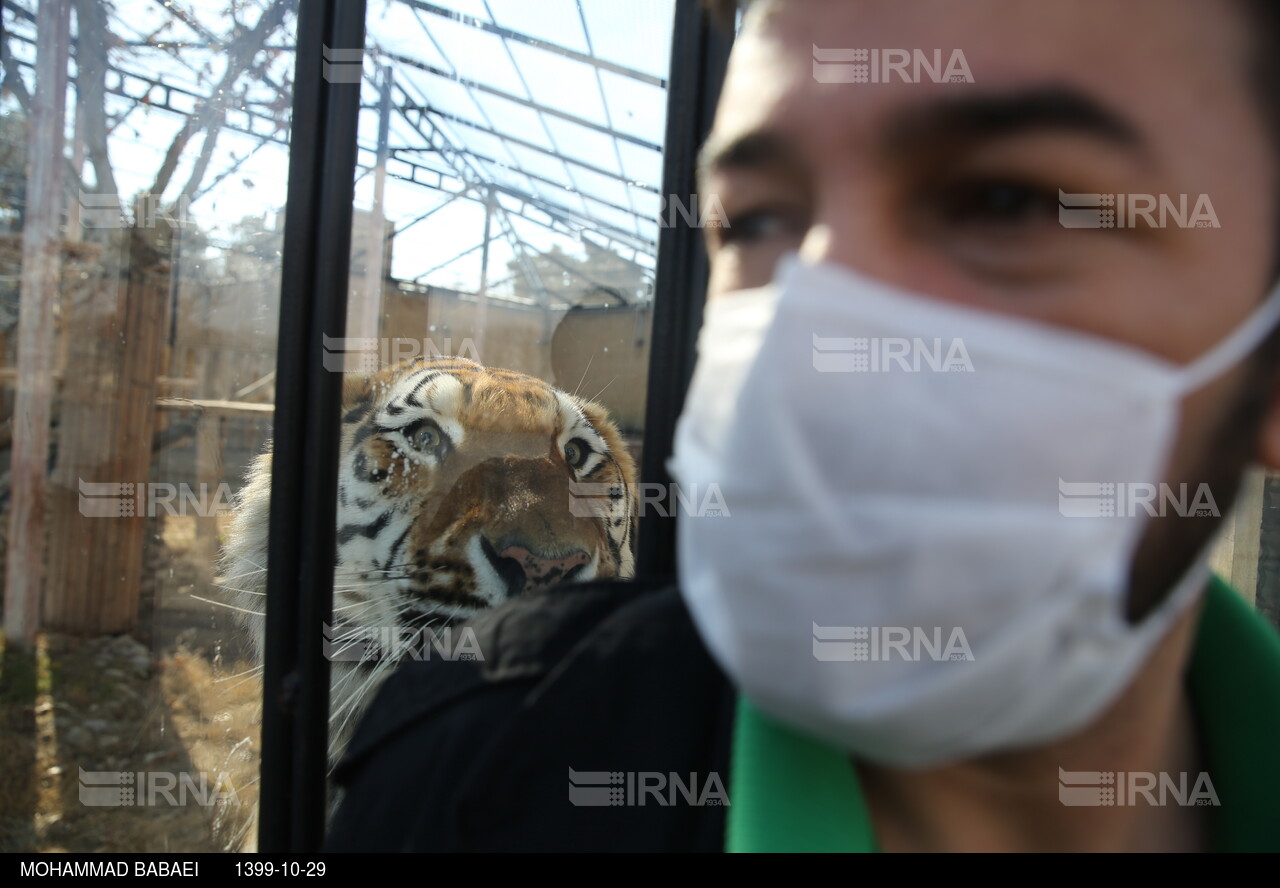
[326,578,735,852]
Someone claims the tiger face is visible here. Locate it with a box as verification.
[221,356,636,754]
[333,356,636,626]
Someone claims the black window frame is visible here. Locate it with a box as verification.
[258,0,732,853]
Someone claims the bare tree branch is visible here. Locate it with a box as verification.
[147,0,293,200]
[176,112,224,208]
[72,0,118,197]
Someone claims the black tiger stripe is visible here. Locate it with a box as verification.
[594,449,633,568]
[383,522,414,576]
[605,526,623,565]
[337,509,393,546]
[403,373,438,408]
[343,400,373,424]
[351,451,387,483]
[404,587,490,611]
[403,368,459,408]
[351,422,377,446]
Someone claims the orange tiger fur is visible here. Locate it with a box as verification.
[221,356,637,759]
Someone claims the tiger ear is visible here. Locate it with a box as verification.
[577,398,615,437]
[342,372,374,412]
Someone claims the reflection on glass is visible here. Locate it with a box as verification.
[1,0,293,852]
[0,0,685,854]
[252,0,682,777]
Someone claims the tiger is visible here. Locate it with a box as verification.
[220,356,637,761]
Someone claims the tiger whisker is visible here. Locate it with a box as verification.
[330,601,378,613]
[573,351,596,399]
[210,584,267,597]
[212,664,266,683]
[587,374,618,405]
[189,593,265,617]
[332,659,396,742]
[217,671,267,694]
[217,566,268,581]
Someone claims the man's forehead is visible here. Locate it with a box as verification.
[710,0,1256,170]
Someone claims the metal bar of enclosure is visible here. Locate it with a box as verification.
[259,0,367,853]
[378,50,662,152]
[399,0,665,87]
[635,0,733,581]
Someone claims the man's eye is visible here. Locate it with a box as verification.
[564,438,591,469]
[717,208,805,245]
[929,178,1061,228]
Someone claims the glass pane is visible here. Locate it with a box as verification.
[0,0,292,853]
[310,0,677,773]
[0,0,683,854]
[1210,467,1280,626]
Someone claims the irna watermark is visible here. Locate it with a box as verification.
[78,480,235,518]
[658,194,730,229]
[812,45,974,84]
[78,767,238,807]
[567,768,729,807]
[812,334,974,373]
[1057,480,1220,518]
[322,622,484,663]
[1058,190,1219,229]
[80,191,191,230]
[812,624,974,662]
[321,45,364,83]
[1058,768,1219,807]
[322,334,481,373]
[569,481,729,519]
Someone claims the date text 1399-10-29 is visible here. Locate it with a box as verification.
[235,861,328,877]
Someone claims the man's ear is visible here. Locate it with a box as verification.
[1255,375,1280,469]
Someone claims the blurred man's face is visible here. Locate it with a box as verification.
[701,0,1278,616]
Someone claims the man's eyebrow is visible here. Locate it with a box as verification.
[881,85,1144,157]
[698,130,803,185]
[697,86,1145,183]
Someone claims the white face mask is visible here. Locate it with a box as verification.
[669,257,1280,768]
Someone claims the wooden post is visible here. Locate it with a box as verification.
[44,229,170,634]
[5,0,70,650]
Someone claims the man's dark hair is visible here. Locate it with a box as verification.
[704,0,742,30]
[704,0,1280,302]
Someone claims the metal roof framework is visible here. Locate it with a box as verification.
[0,0,674,306]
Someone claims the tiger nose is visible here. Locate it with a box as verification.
[499,545,590,593]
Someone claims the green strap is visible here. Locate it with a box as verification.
[1189,575,1280,852]
[727,697,878,853]
[726,576,1280,852]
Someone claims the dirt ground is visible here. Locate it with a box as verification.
[0,515,264,853]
